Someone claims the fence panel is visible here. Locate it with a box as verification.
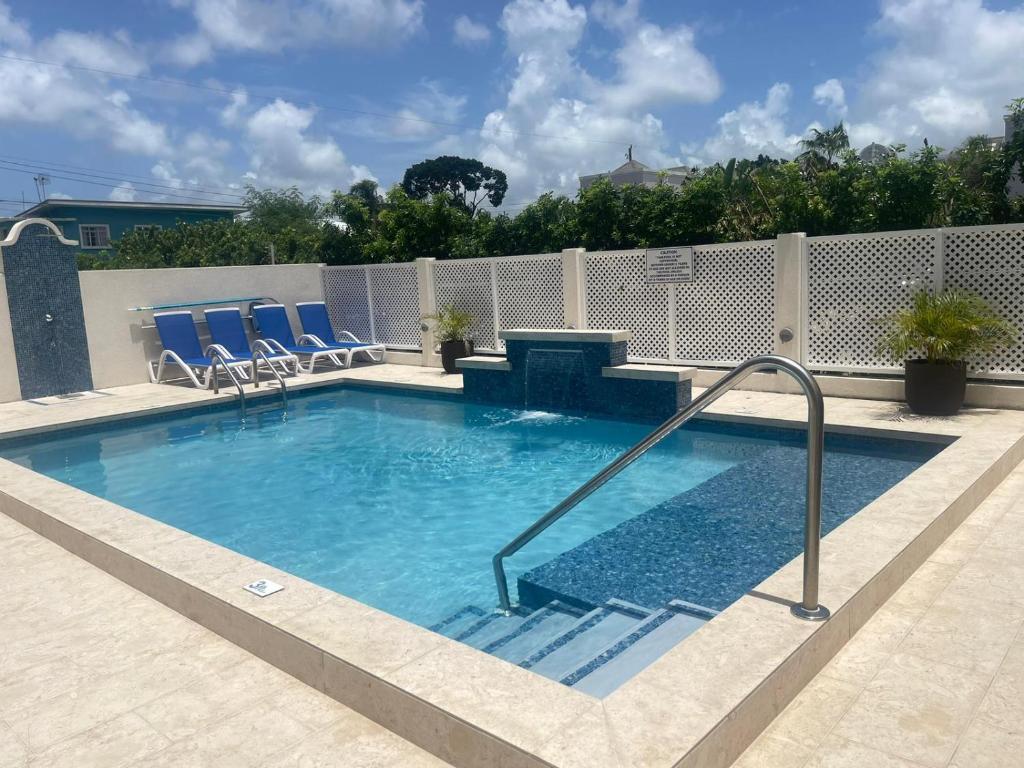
[583,249,671,361]
[805,230,940,373]
[367,263,420,348]
[495,254,564,350]
[676,241,775,366]
[943,224,1024,379]
[434,259,498,351]
[321,266,374,343]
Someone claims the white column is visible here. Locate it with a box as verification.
[561,247,586,329]
[774,232,807,362]
[415,257,439,367]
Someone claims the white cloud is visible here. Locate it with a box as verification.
[687,83,810,165]
[813,78,847,118]
[167,0,424,66]
[475,0,720,200]
[242,99,363,195]
[109,182,137,201]
[843,0,1024,149]
[453,15,491,46]
[0,10,171,158]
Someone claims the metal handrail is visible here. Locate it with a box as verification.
[210,351,247,420]
[251,350,288,410]
[492,354,830,622]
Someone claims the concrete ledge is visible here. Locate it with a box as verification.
[455,356,512,371]
[602,364,697,382]
[500,328,632,343]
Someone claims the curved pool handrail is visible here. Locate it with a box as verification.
[491,354,830,622]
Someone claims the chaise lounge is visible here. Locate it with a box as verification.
[253,303,385,373]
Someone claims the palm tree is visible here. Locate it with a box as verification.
[799,122,850,171]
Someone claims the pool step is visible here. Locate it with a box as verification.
[430,598,713,696]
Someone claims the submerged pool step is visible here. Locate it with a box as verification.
[560,600,716,698]
[429,598,712,696]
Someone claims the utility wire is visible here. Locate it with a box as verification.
[0,157,244,201]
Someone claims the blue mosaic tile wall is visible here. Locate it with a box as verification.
[461,337,690,421]
[517,437,940,612]
[1,224,93,398]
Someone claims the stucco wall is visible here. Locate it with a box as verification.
[79,264,324,390]
[0,274,21,402]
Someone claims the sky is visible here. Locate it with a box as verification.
[0,0,1022,215]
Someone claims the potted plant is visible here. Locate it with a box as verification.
[426,305,475,374]
[878,290,1015,415]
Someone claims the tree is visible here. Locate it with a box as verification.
[799,122,850,171]
[401,156,508,215]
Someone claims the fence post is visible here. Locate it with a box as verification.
[775,232,807,362]
[561,248,586,329]
[415,257,438,367]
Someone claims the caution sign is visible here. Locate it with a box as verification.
[645,247,694,283]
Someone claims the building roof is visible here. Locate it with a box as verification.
[18,198,246,217]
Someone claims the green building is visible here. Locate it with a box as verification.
[8,199,245,255]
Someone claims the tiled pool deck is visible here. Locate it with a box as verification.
[2,363,1024,767]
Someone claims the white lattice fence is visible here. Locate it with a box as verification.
[806,230,940,372]
[944,224,1024,379]
[434,259,498,350]
[368,263,420,348]
[495,254,564,350]
[321,266,373,343]
[676,241,775,365]
[583,249,671,361]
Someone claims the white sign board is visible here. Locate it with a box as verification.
[645,247,694,284]
[244,579,284,598]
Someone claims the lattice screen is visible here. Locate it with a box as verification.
[676,241,775,365]
[321,266,373,343]
[368,263,420,348]
[495,255,564,350]
[806,231,940,371]
[434,259,498,350]
[944,225,1024,378]
[584,250,671,361]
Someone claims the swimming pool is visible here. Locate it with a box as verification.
[0,387,941,630]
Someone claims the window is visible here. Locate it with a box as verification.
[79,224,111,249]
[133,224,162,232]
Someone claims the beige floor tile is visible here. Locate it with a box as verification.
[134,656,293,741]
[804,736,929,768]
[260,711,449,768]
[731,734,812,768]
[27,712,169,768]
[762,674,862,752]
[830,652,990,767]
[897,593,1024,674]
[974,638,1024,733]
[824,604,920,686]
[144,706,311,768]
[949,719,1024,768]
[0,722,28,768]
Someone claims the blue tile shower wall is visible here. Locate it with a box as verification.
[1,223,93,398]
[461,338,690,421]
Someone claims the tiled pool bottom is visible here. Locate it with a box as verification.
[0,386,942,695]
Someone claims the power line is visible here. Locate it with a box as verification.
[0,153,246,198]
[0,52,645,150]
[0,162,243,205]
[0,157,244,201]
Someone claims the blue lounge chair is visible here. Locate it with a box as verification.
[253,303,385,373]
[296,302,385,364]
[149,310,250,389]
[204,307,298,378]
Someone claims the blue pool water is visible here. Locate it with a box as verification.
[0,387,942,626]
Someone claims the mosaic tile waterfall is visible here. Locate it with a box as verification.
[458,329,693,421]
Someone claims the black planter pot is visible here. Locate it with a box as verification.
[440,340,474,374]
[904,359,967,415]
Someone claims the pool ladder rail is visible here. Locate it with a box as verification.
[210,349,288,419]
[492,354,831,623]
